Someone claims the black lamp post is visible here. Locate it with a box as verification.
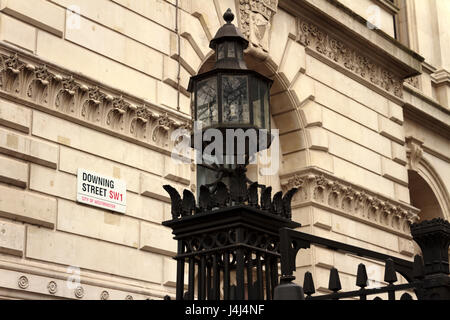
[162,9,300,301]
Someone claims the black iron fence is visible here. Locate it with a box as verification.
[275,218,450,300]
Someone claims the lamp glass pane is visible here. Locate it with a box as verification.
[222,75,249,124]
[217,43,225,60]
[227,41,235,58]
[196,77,218,127]
[251,78,262,128]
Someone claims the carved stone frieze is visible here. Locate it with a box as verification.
[0,48,191,153]
[238,0,278,58]
[405,76,420,89]
[296,17,404,98]
[281,170,420,234]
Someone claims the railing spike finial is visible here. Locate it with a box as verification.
[412,255,425,280]
[328,268,342,293]
[182,189,196,216]
[163,185,182,219]
[303,272,316,297]
[356,263,368,289]
[384,258,398,284]
[400,293,413,300]
[260,187,272,211]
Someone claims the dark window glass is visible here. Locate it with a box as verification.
[196,77,218,127]
[222,75,249,124]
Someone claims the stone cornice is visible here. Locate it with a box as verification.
[403,85,450,140]
[279,0,423,79]
[0,43,192,157]
[431,69,450,86]
[280,167,420,237]
[373,0,400,15]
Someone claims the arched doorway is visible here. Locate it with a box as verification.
[408,170,444,221]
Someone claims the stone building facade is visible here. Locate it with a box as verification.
[0,0,448,300]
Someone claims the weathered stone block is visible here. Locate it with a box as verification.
[26,227,163,284]
[140,173,172,202]
[394,183,411,204]
[391,142,407,166]
[388,101,404,125]
[306,55,389,116]
[323,108,391,158]
[307,127,329,151]
[314,81,379,131]
[328,131,382,174]
[310,150,334,173]
[0,127,57,169]
[268,9,296,68]
[53,0,171,55]
[29,164,76,201]
[314,246,334,268]
[0,98,31,133]
[279,39,306,85]
[140,222,176,256]
[0,220,24,257]
[378,115,405,145]
[163,156,191,186]
[0,13,35,52]
[273,109,302,135]
[36,31,157,103]
[65,15,164,79]
[398,237,415,257]
[280,130,305,154]
[300,101,323,128]
[59,147,140,193]
[332,215,399,252]
[32,111,164,175]
[0,155,27,188]
[0,0,64,36]
[290,73,315,107]
[57,199,139,248]
[381,157,408,185]
[333,157,395,198]
[163,256,188,287]
[312,207,332,230]
[126,192,165,224]
[112,0,176,31]
[0,184,56,228]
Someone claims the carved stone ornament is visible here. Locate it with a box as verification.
[281,169,420,234]
[405,76,420,89]
[406,137,424,172]
[0,46,191,154]
[238,0,278,57]
[297,17,404,98]
[47,281,58,294]
[100,290,110,300]
[18,276,29,289]
[74,286,85,299]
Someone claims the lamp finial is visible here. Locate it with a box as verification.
[223,8,234,24]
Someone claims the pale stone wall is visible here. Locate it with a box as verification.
[0,0,447,300]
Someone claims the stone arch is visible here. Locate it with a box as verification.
[406,138,450,220]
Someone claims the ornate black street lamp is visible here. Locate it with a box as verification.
[162,9,300,301]
[188,9,272,157]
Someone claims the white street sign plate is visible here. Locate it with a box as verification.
[76,168,126,214]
